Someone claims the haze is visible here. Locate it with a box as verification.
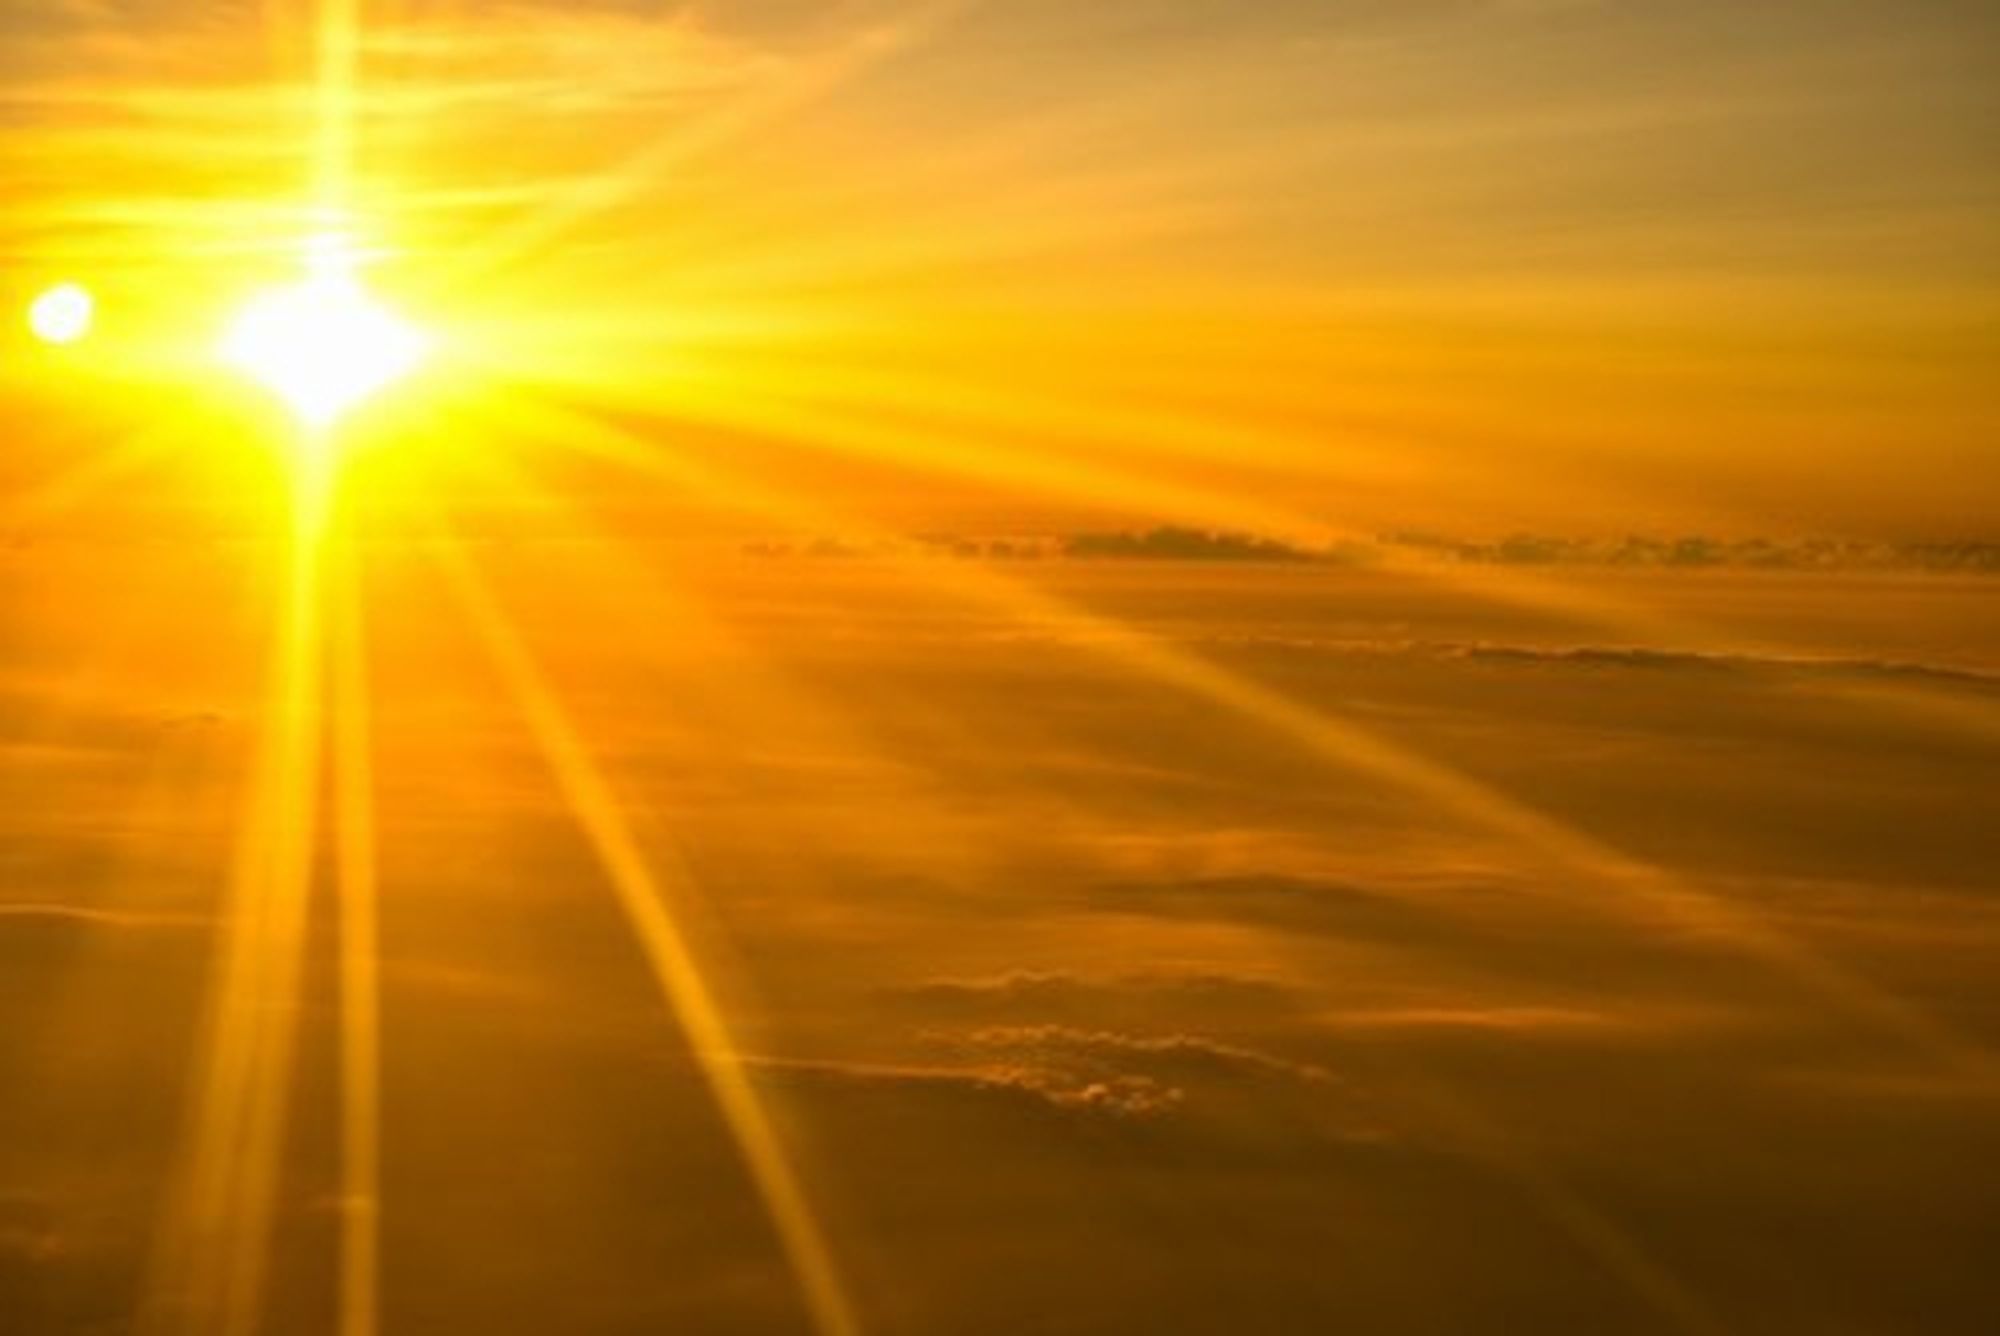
[2,4,1996,1335]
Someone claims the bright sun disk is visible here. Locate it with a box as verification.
[223,264,430,430]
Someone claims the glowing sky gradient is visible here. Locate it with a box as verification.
[4,1,1996,533]
[1,6,1995,1336]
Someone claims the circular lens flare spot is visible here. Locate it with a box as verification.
[29,283,94,345]
[223,269,430,430]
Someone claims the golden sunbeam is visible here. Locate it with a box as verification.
[464,391,1849,1335]
[1385,1075,1728,1336]
[433,536,863,1336]
[313,0,360,209]
[548,358,2000,748]
[149,479,330,1336]
[330,535,383,1336]
[433,387,1816,1336]
[4,422,180,525]
[436,0,969,292]
[518,392,1997,1092]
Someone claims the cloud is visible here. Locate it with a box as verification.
[1320,1004,1632,1035]
[940,1023,1335,1087]
[748,1018,1380,1147]
[1447,643,2000,689]
[1385,533,2000,574]
[884,969,1309,1025]
[752,1053,1185,1121]
[0,903,202,929]
[1061,526,1313,562]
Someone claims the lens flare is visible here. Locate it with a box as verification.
[28,282,94,345]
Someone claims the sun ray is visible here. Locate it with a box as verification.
[437,404,960,806]
[451,391,1839,1333]
[310,0,361,221]
[504,390,1997,1091]
[4,420,189,527]
[429,529,862,1336]
[1384,1074,1729,1336]
[537,359,2000,744]
[435,1,967,293]
[148,469,330,1336]
[477,377,2000,1083]
[330,529,383,1336]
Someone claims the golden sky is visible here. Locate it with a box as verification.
[2,7,1998,1336]
[4,0,1997,535]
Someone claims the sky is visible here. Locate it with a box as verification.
[3,0,1997,534]
[1,5,1998,1336]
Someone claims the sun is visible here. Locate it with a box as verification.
[222,248,431,431]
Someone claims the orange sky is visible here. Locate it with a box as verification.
[3,1,1997,537]
[3,10,1999,1336]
